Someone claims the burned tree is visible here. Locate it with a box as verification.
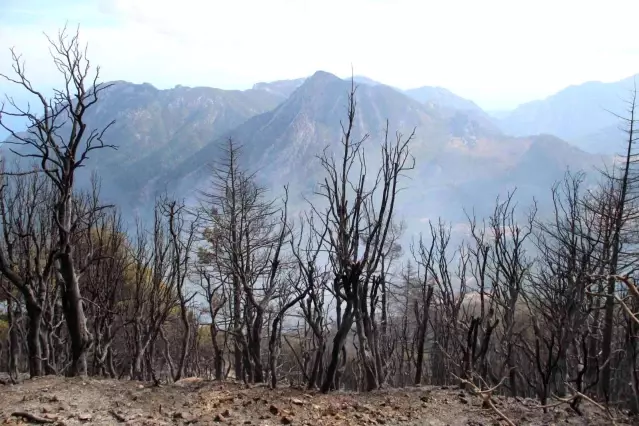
[161,198,198,381]
[316,80,415,392]
[79,206,128,378]
[127,201,181,382]
[0,169,56,377]
[410,241,435,385]
[290,212,330,389]
[486,192,536,396]
[195,250,228,381]
[199,138,290,383]
[0,26,116,376]
[462,212,500,388]
[596,89,639,403]
[523,172,603,406]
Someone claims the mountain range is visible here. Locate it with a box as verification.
[496,74,638,155]
[2,70,630,242]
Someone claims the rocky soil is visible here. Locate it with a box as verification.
[0,376,631,425]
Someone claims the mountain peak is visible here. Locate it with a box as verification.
[286,71,345,101]
[308,70,340,83]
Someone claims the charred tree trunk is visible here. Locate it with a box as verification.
[7,295,20,382]
[233,276,243,380]
[25,302,43,378]
[248,310,265,383]
[414,286,434,385]
[212,339,224,381]
[321,301,354,393]
[174,303,191,381]
[307,341,324,390]
[269,316,281,389]
[59,256,92,377]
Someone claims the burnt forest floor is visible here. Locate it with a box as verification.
[0,376,632,425]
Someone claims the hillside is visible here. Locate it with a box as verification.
[160,71,607,240]
[1,81,286,212]
[167,71,450,200]
[404,86,482,112]
[498,74,638,154]
[0,376,625,425]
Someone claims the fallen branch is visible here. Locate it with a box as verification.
[534,380,616,424]
[452,373,515,426]
[109,410,128,422]
[11,411,56,424]
[551,385,617,425]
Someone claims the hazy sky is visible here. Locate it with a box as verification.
[1,0,639,110]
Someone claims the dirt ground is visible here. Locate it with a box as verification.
[0,376,631,425]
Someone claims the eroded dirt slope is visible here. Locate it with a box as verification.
[0,377,630,425]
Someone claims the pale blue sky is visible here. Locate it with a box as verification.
[1,0,639,111]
